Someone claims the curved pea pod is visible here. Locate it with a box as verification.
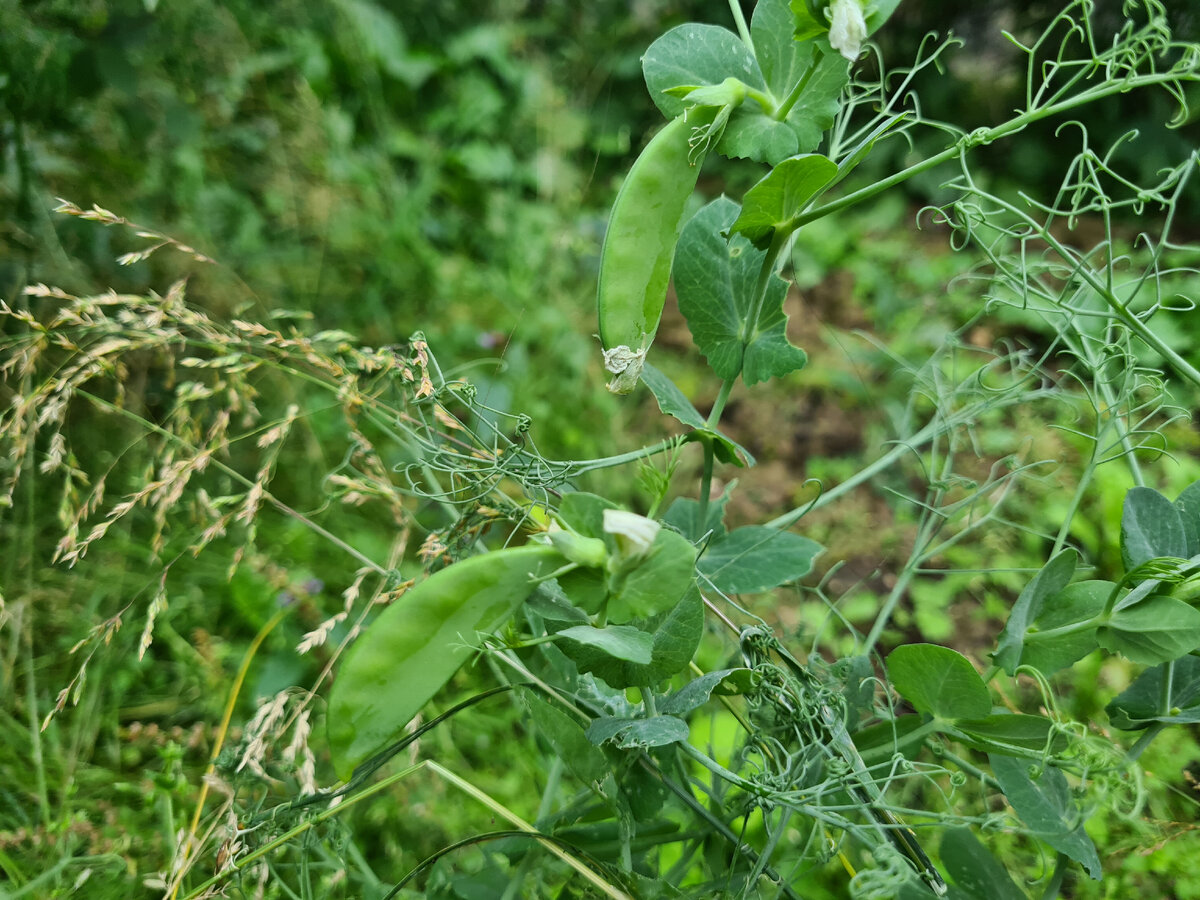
[327,545,563,779]
[598,109,715,394]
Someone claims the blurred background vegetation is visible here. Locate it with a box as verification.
[2,0,1199,897]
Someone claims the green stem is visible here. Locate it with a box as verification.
[1126,722,1167,762]
[1038,853,1069,900]
[774,52,818,121]
[727,0,753,53]
[792,71,1200,232]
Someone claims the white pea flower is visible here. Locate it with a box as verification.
[828,0,868,62]
[603,509,660,560]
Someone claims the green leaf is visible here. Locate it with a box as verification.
[730,154,839,249]
[642,24,764,120]
[558,492,618,539]
[887,644,990,720]
[569,584,704,689]
[674,197,807,385]
[664,491,729,543]
[1097,594,1200,665]
[558,624,654,664]
[1175,480,1200,557]
[607,527,697,623]
[1106,655,1200,728]
[660,668,753,715]
[940,827,1028,900]
[641,363,754,466]
[327,545,563,779]
[951,714,1067,756]
[779,48,850,152]
[586,715,690,749]
[989,755,1102,880]
[639,362,705,428]
[1122,486,1187,570]
[697,525,822,594]
[522,691,608,786]
[752,0,810,98]
[1016,580,1108,675]
[717,115,800,165]
[992,550,1078,675]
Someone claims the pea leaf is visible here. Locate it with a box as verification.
[674,197,807,385]
[522,691,608,786]
[887,644,990,720]
[778,48,850,152]
[730,154,839,249]
[1174,480,1200,556]
[642,24,764,120]
[939,827,1028,900]
[950,713,1068,755]
[558,492,618,540]
[607,527,697,623]
[993,550,1078,675]
[664,492,730,543]
[569,584,704,689]
[717,116,800,165]
[660,668,754,716]
[327,545,564,779]
[990,755,1102,880]
[697,525,822,594]
[558,624,654,664]
[1096,594,1200,665]
[752,0,810,98]
[1016,581,1108,676]
[586,715,690,749]
[1106,655,1200,728]
[1121,486,1186,570]
[640,363,754,466]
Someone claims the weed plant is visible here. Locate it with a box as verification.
[4,1,1200,898]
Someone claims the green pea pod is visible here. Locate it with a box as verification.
[598,109,716,394]
[327,545,563,779]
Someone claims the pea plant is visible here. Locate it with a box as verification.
[5,0,1200,898]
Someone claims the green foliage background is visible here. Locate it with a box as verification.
[2,1,1200,897]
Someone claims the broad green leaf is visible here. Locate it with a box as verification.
[990,755,1102,880]
[640,362,705,428]
[940,827,1028,900]
[1121,486,1186,570]
[642,24,764,120]
[718,111,801,164]
[1097,594,1200,665]
[522,691,608,786]
[1106,655,1200,728]
[951,714,1067,756]
[887,644,990,720]
[558,624,654,664]
[570,584,704,689]
[1175,480,1200,557]
[730,154,839,249]
[641,363,754,466]
[993,550,1078,675]
[1016,580,1108,675]
[558,491,618,540]
[526,581,590,624]
[697,525,822,594]
[660,668,753,715]
[327,545,563,779]
[780,48,850,152]
[674,197,807,385]
[608,527,697,623]
[752,0,810,98]
[586,715,690,749]
[664,491,730,543]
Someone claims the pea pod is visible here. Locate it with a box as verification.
[598,109,715,394]
[327,545,563,779]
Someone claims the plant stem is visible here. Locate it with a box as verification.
[169,603,291,899]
